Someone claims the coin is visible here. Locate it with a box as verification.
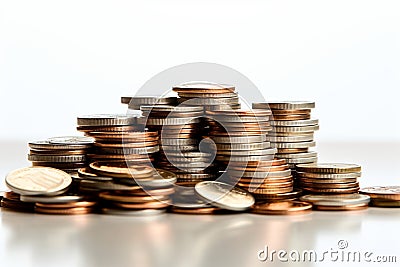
[313,203,368,211]
[89,162,154,179]
[369,199,400,208]
[169,206,226,215]
[20,195,85,203]
[270,119,318,127]
[102,208,166,216]
[270,141,316,149]
[29,140,90,150]
[195,181,255,211]
[296,172,361,179]
[267,134,314,142]
[172,83,235,93]
[254,101,315,110]
[28,154,86,163]
[35,201,96,209]
[273,125,320,132]
[359,186,400,200]
[5,167,72,196]
[48,136,95,145]
[296,163,362,173]
[251,200,312,215]
[77,114,138,126]
[300,194,370,206]
[35,206,94,215]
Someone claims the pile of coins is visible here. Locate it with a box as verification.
[360,186,400,207]
[173,83,241,111]
[28,136,94,174]
[252,101,318,171]
[296,163,361,195]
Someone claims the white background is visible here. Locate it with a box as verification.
[1,0,399,142]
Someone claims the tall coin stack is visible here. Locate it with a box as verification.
[28,136,94,174]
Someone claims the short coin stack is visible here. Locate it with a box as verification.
[300,194,370,211]
[360,186,400,208]
[252,101,319,170]
[28,136,94,174]
[296,163,362,197]
[173,83,241,111]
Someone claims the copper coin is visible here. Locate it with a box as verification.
[253,189,303,200]
[238,181,293,189]
[313,203,368,211]
[251,187,294,195]
[36,201,97,209]
[251,200,312,215]
[77,125,139,132]
[272,109,311,115]
[94,140,158,148]
[301,182,359,189]
[1,197,35,212]
[299,178,358,184]
[273,114,311,121]
[230,159,286,167]
[277,148,309,153]
[89,162,154,179]
[303,187,360,194]
[29,149,87,155]
[112,200,171,209]
[99,192,170,203]
[169,206,224,215]
[113,187,175,196]
[237,176,293,184]
[370,199,400,207]
[35,206,94,215]
[230,164,289,172]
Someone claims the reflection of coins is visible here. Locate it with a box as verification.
[6,167,72,196]
[195,181,255,211]
[251,200,312,215]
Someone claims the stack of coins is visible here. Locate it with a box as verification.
[28,136,94,174]
[204,109,275,181]
[300,194,370,211]
[80,164,176,215]
[77,114,158,164]
[252,101,319,171]
[141,105,216,183]
[172,83,241,111]
[360,186,400,208]
[296,163,361,195]
[121,96,177,110]
[229,159,303,201]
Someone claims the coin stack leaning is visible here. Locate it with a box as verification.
[141,105,216,184]
[172,83,241,111]
[121,96,177,113]
[252,101,319,172]
[28,136,94,174]
[296,163,362,195]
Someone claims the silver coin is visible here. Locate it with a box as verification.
[271,141,316,148]
[211,135,267,144]
[100,145,159,155]
[211,116,270,123]
[5,167,72,196]
[269,131,315,137]
[253,101,315,110]
[160,138,197,145]
[229,169,292,178]
[195,181,255,211]
[284,156,318,164]
[276,151,317,159]
[77,114,138,126]
[179,97,239,105]
[166,152,212,158]
[47,136,95,145]
[141,105,203,112]
[296,172,362,179]
[20,194,84,203]
[216,154,275,162]
[146,117,200,126]
[177,92,238,98]
[299,177,358,184]
[28,154,86,163]
[28,141,90,150]
[217,148,276,156]
[274,125,320,133]
[300,194,370,206]
[79,180,138,190]
[267,134,314,142]
[167,157,212,163]
[216,142,271,151]
[271,119,318,127]
[102,208,166,216]
[126,96,176,106]
[161,144,198,152]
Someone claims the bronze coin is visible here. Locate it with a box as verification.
[313,203,368,211]
[272,114,311,121]
[169,206,225,215]
[251,187,294,195]
[272,109,311,115]
[251,200,312,215]
[99,192,170,203]
[36,201,97,209]
[277,148,309,153]
[303,187,360,194]
[112,200,171,209]
[35,206,94,215]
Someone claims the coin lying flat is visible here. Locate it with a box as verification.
[47,136,95,145]
[254,101,316,110]
[5,167,72,196]
[359,186,400,200]
[251,200,312,215]
[195,181,255,211]
[300,194,370,206]
[77,114,138,126]
[296,163,362,174]
[20,194,85,203]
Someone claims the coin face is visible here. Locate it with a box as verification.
[48,136,95,145]
[195,181,255,211]
[5,167,72,196]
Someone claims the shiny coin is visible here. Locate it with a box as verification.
[217,148,276,156]
[102,208,166,216]
[313,203,368,211]
[359,186,400,200]
[216,142,271,151]
[35,201,96,209]
[296,172,362,179]
[29,140,90,150]
[253,189,303,200]
[146,117,200,126]
[89,162,154,179]
[172,83,235,93]
[216,155,275,162]
[169,206,226,215]
[300,194,370,206]
[274,125,319,133]
[28,154,86,163]
[77,114,138,126]
[211,135,267,143]
[296,163,361,173]
[35,206,94,215]
[369,199,400,208]
[284,157,318,164]
[271,141,316,149]
[254,101,315,110]
[276,152,317,159]
[5,167,72,196]
[267,134,314,142]
[20,194,85,203]
[251,200,312,215]
[303,187,360,194]
[195,181,255,211]
[272,114,311,121]
[47,136,95,145]
[270,119,318,127]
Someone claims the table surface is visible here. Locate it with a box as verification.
[1,140,400,267]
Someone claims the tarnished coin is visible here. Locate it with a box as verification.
[359,186,400,200]
[296,163,361,174]
[251,200,312,215]
[195,181,255,211]
[5,167,72,196]
[300,194,370,206]
[47,136,95,145]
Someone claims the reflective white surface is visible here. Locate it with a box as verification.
[1,141,400,267]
